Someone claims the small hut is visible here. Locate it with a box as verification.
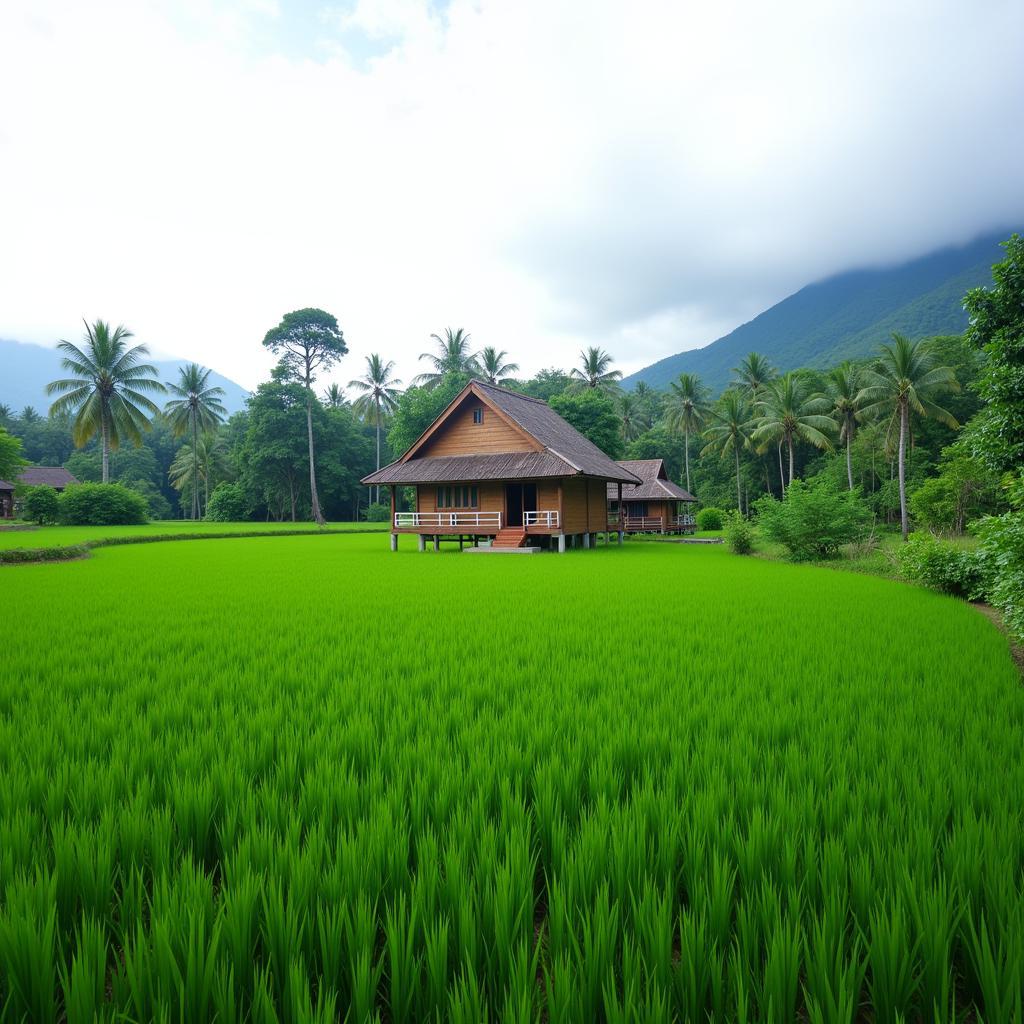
[607,459,696,534]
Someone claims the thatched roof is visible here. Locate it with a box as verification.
[363,381,641,486]
[17,467,79,490]
[607,460,696,502]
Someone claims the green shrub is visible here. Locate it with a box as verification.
[363,501,391,523]
[971,475,1024,642]
[897,533,982,598]
[60,483,149,526]
[754,478,871,560]
[204,482,251,522]
[696,507,724,531]
[723,512,755,554]
[20,485,60,524]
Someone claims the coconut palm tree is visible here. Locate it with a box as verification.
[701,389,754,511]
[19,406,41,424]
[349,354,403,503]
[666,372,709,493]
[632,381,661,425]
[857,333,960,539]
[414,328,478,388]
[323,383,347,408]
[0,404,11,426]
[163,363,227,520]
[571,347,622,391]
[732,352,782,490]
[476,347,520,386]
[827,362,864,491]
[46,319,165,482]
[617,393,644,443]
[169,432,230,518]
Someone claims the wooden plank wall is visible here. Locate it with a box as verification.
[420,401,535,457]
[416,482,505,514]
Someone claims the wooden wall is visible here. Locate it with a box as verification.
[416,482,505,514]
[419,400,536,457]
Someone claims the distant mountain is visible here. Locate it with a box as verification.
[623,229,1016,393]
[0,339,250,415]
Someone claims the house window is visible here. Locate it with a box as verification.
[472,408,484,424]
[436,485,479,509]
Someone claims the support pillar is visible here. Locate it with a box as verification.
[557,534,566,554]
[618,530,624,545]
[583,532,590,549]
[390,533,398,552]
[418,535,426,552]
[433,536,440,552]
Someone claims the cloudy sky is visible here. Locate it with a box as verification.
[2,0,1022,394]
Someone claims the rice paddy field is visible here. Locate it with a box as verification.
[1,534,1022,1022]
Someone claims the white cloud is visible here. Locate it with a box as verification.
[0,0,1021,395]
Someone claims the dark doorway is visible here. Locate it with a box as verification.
[505,482,537,527]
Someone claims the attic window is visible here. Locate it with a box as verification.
[472,408,484,424]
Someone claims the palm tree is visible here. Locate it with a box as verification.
[323,383,347,408]
[732,352,782,490]
[46,319,165,482]
[666,372,709,493]
[827,362,864,491]
[169,432,230,518]
[751,372,836,487]
[701,389,754,511]
[476,347,520,386]
[570,347,622,391]
[413,328,478,388]
[632,381,661,426]
[163,363,227,520]
[349,354,403,503]
[20,406,41,423]
[0,404,11,426]
[617,393,644,443]
[857,333,960,539]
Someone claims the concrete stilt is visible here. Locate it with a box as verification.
[557,534,566,553]
[418,535,426,552]
[390,533,398,552]
[433,536,440,552]
[583,532,591,549]
[618,531,624,545]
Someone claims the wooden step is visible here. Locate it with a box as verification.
[492,528,528,548]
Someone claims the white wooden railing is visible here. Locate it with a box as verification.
[523,510,559,528]
[394,511,502,529]
[673,515,696,527]
[623,515,664,531]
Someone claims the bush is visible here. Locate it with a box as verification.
[754,478,871,560]
[20,485,60,524]
[696,507,724,531]
[363,501,391,523]
[971,475,1024,642]
[897,533,982,598]
[60,483,149,525]
[204,482,251,522]
[723,512,755,554]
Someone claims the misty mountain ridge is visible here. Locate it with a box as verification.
[623,229,1017,393]
[0,339,250,415]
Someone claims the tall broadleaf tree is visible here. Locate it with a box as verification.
[666,372,709,493]
[827,361,864,490]
[46,320,165,482]
[262,308,347,526]
[751,372,836,487]
[414,328,478,388]
[701,389,754,511]
[857,333,960,539]
[571,347,622,392]
[163,363,227,519]
[349,354,403,504]
[476,347,520,386]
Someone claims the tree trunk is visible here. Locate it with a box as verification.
[734,444,742,511]
[101,409,110,484]
[375,396,382,505]
[191,414,199,520]
[289,475,296,523]
[306,390,325,526]
[777,441,785,496]
[846,426,854,491]
[898,400,909,540]
[787,433,795,486]
[683,426,691,493]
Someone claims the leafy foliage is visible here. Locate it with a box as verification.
[908,451,1002,534]
[548,389,623,458]
[362,501,391,523]
[204,482,251,522]
[897,533,982,598]
[723,511,755,554]
[570,347,622,391]
[755,478,870,559]
[971,474,1024,642]
[414,329,478,388]
[59,482,149,525]
[695,507,724,531]
[20,485,60,524]
[0,426,26,481]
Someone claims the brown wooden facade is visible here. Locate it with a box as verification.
[607,460,697,534]
[362,381,640,551]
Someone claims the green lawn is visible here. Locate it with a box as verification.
[0,519,388,549]
[1,535,1021,1021]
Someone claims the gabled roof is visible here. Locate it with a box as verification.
[363,380,641,485]
[607,459,696,502]
[0,479,14,491]
[18,466,79,489]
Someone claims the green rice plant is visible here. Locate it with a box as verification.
[0,872,58,1024]
[866,898,920,1022]
[963,908,1024,1022]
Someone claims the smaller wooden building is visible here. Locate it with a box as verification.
[607,459,696,534]
[0,467,79,519]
